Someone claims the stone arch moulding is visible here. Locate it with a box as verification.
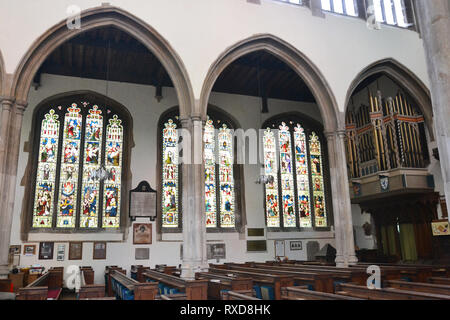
[10,5,195,118]
[0,48,5,96]
[199,34,340,133]
[344,58,435,141]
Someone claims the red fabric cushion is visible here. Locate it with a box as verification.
[47,289,61,299]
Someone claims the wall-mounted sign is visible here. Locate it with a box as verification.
[432,220,449,236]
[290,240,303,251]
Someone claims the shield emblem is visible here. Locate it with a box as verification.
[380,176,389,191]
[352,182,361,196]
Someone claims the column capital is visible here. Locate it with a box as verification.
[0,97,15,111]
[179,115,206,128]
[179,116,191,128]
[336,129,347,139]
[14,101,27,115]
[323,131,336,140]
[324,130,346,140]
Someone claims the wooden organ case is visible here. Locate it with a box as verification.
[345,88,441,262]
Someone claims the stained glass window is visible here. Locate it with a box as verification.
[263,119,328,229]
[31,101,125,230]
[278,122,296,227]
[162,119,179,228]
[204,118,217,228]
[294,124,311,228]
[218,124,235,228]
[161,112,238,230]
[57,104,82,228]
[33,109,60,228]
[80,106,103,228]
[309,132,327,227]
[263,128,280,228]
[103,115,123,228]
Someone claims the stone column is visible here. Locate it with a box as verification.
[415,0,450,223]
[0,99,27,278]
[325,130,358,267]
[336,130,358,265]
[179,116,208,279]
[325,131,345,267]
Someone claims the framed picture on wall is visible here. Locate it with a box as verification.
[274,240,285,258]
[93,242,107,260]
[133,223,152,244]
[39,242,54,260]
[135,248,150,260]
[56,244,65,261]
[9,245,21,255]
[290,240,303,251]
[24,244,36,256]
[69,242,83,260]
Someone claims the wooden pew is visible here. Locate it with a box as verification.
[281,286,364,300]
[208,267,294,300]
[158,293,188,300]
[281,262,401,283]
[130,265,143,280]
[222,264,336,293]
[0,279,15,300]
[143,269,208,300]
[222,290,260,301]
[0,279,12,292]
[356,262,450,278]
[384,279,450,296]
[16,269,63,300]
[195,272,253,299]
[351,263,434,282]
[80,267,94,285]
[248,262,365,287]
[429,277,450,285]
[131,265,150,282]
[78,267,105,299]
[110,270,158,300]
[335,283,450,300]
[105,266,125,297]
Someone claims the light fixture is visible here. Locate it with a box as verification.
[90,166,112,182]
[255,173,274,185]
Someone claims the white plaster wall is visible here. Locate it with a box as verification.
[9,73,336,284]
[0,0,429,111]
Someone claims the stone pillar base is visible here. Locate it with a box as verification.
[180,262,209,280]
[335,255,347,268]
[347,254,359,265]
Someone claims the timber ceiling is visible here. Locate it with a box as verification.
[36,26,315,103]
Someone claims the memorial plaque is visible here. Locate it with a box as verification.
[69,242,83,260]
[39,242,54,260]
[93,242,107,260]
[207,243,226,260]
[135,248,150,260]
[129,181,157,221]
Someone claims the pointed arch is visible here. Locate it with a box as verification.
[10,5,194,118]
[0,48,4,95]
[199,34,340,132]
[345,58,434,141]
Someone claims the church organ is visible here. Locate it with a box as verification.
[346,89,428,179]
[346,83,439,262]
